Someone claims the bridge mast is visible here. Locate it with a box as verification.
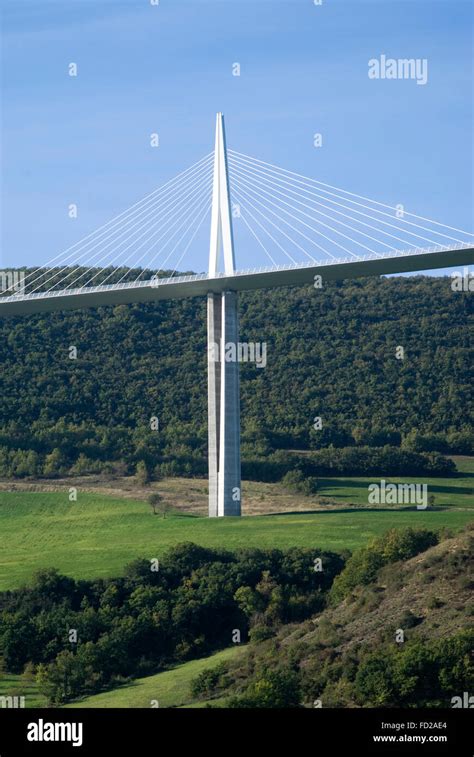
[207,113,241,516]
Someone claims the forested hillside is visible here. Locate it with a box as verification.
[191,526,474,708]
[0,275,472,478]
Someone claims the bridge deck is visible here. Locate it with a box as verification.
[0,245,473,316]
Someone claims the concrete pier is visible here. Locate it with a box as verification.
[207,292,221,518]
[207,290,241,516]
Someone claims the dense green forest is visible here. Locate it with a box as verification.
[0,274,472,478]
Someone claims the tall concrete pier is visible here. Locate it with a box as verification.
[207,290,241,516]
[207,113,241,516]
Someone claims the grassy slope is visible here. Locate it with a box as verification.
[65,647,242,709]
[0,648,241,710]
[0,457,472,590]
[205,529,474,707]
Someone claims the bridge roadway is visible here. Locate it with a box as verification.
[0,245,473,316]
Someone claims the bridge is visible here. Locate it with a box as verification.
[1,114,473,516]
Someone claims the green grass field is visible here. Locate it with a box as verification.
[314,456,474,510]
[63,647,241,709]
[0,457,472,591]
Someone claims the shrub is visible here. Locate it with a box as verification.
[190,662,228,699]
[281,470,318,495]
[227,668,301,708]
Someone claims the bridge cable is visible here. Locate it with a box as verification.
[229,150,474,239]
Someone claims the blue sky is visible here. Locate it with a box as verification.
[1,0,472,273]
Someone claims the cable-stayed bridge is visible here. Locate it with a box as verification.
[1,114,473,517]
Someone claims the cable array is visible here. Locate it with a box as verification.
[5,147,473,298]
[228,150,474,267]
[19,153,213,295]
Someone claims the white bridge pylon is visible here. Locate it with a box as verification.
[207,113,241,517]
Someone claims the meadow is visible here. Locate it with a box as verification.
[0,457,472,591]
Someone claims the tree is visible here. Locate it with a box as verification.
[148,492,170,517]
[43,448,66,478]
[11,449,40,478]
[36,651,85,705]
[135,460,150,486]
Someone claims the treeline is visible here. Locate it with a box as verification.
[243,446,455,481]
[0,438,455,480]
[0,275,472,479]
[0,544,344,705]
[0,420,207,479]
